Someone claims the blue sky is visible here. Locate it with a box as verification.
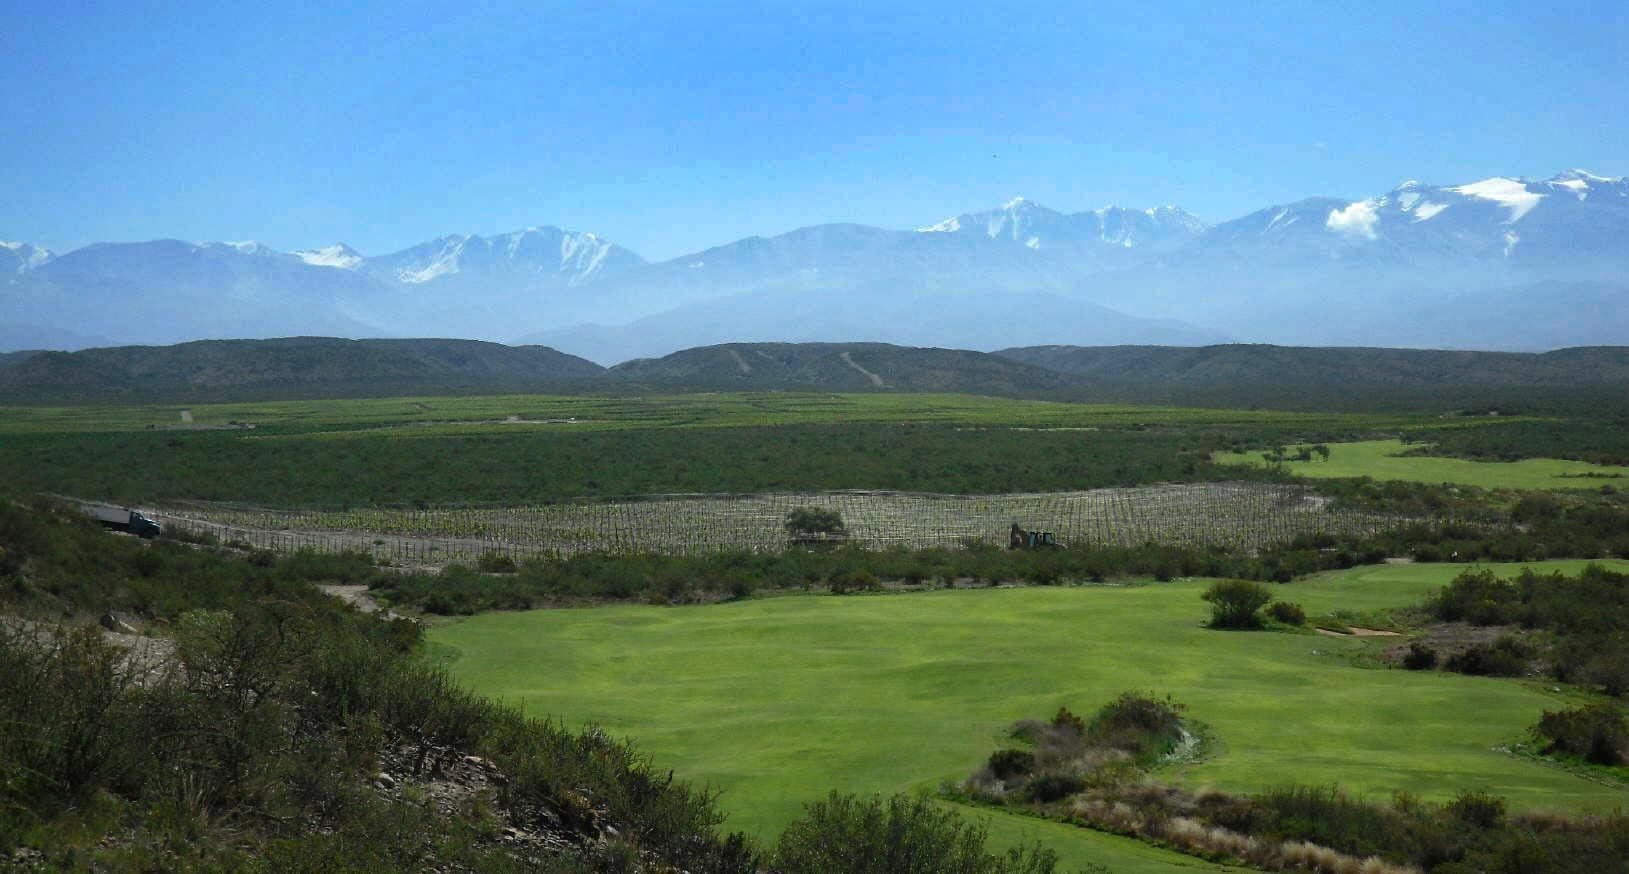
[4,0,1625,261]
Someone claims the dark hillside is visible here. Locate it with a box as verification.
[609,341,1078,395]
[993,344,1629,414]
[0,350,42,369]
[996,344,1629,387]
[0,337,606,402]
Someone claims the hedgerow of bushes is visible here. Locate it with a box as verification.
[1425,564,1629,693]
[962,699,1629,873]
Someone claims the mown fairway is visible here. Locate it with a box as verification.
[1215,438,1629,490]
[433,560,1629,868]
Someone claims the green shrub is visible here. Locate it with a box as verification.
[1535,703,1629,766]
[475,551,518,573]
[1430,567,1521,625]
[1446,791,1507,829]
[985,749,1034,780]
[1085,692,1186,762]
[1445,636,1533,677]
[1266,600,1307,626]
[1202,579,1272,629]
[1402,642,1439,670]
[771,792,1057,874]
[1022,774,1085,804]
[829,569,879,595]
[1049,706,1086,734]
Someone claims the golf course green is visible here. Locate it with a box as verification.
[1213,438,1629,490]
[431,560,1629,870]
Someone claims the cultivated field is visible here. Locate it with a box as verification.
[431,560,1629,867]
[0,391,1417,435]
[1214,438,1629,490]
[148,481,1401,562]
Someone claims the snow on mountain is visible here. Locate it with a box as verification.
[1,241,54,275]
[918,197,1206,257]
[1182,170,1629,269]
[363,227,644,288]
[1447,177,1546,222]
[210,240,283,257]
[294,243,365,270]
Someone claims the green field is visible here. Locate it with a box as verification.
[1215,438,1629,490]
[431,560,1629,869]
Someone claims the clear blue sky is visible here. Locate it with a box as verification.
[4,0,1625,261]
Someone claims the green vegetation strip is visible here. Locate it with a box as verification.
[433,560,1629,866]
[1215,438,1629,491]
[0,391,1416,435]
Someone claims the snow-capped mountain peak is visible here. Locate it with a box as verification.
[294,243,365,270]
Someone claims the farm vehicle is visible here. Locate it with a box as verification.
[85,505,163,539]
[1009,523,1060,550]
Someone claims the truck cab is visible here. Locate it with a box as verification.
[126,511,162,539]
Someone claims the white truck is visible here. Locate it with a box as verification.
[85,505,163,539]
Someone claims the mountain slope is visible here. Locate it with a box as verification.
[573,222,1092,320]
[5,240,393,347]
[352,227,647,336]
[609,341,1080,394]
[528,286,1225,365]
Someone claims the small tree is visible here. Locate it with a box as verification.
[1202,579,1272,629]
[785,507,846,544]
[1534,703,1629,766]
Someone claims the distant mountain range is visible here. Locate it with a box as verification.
[4,169,1625,358]
[5,337,1629,405]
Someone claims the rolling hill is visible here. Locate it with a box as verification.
[0,337,605,402]
[609,342,1079,395]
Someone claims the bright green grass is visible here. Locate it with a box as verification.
[1215,438,1629,490]
[0,391,1415,436]
[432,560,1629,868]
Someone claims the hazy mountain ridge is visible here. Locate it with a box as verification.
[525,287,1226,366]
[3,168,1625,356]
